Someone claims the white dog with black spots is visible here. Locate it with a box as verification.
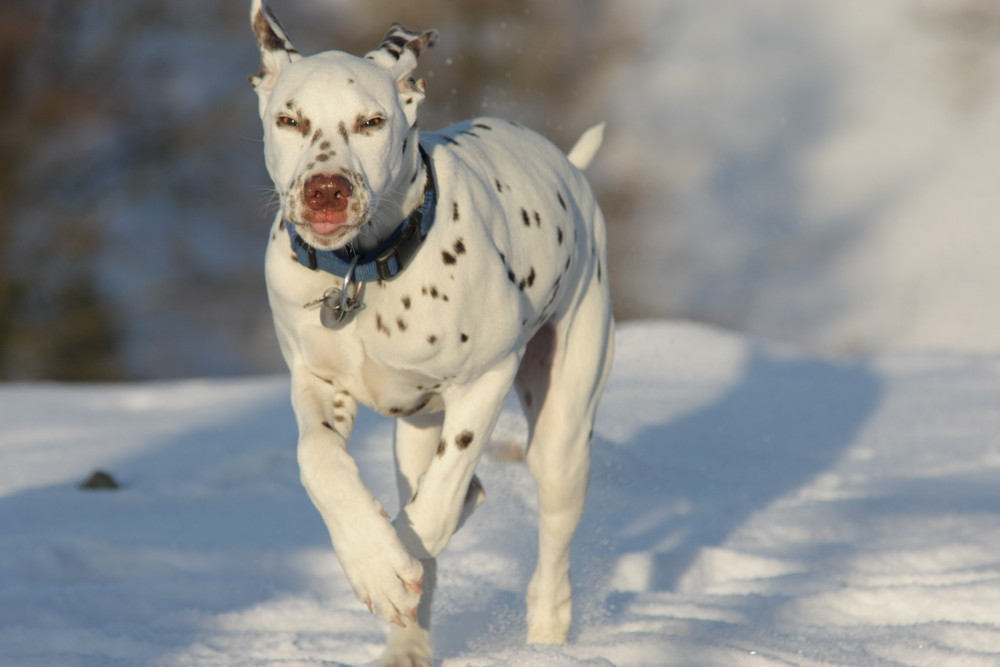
[250,2,614,664]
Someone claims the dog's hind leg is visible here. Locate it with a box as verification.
[516,272,614,644]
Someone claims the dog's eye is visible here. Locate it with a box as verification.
[276,115,299,129]
[362,117,384,130]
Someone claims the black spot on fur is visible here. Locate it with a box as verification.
[534,211,542,227]
[557,191,567,210]
[453,239,466,255]
[456,431,474,450]
[460,333,469,343]
[402,296,411,309]
[376,313,391,336]
[338,121,349,144]
[473,122,492,131]
[322,421,335,431]
[396,317,408,332]
[255,10,291,53]
[495,179,503,193]
[442,250,457,265]
[437,439,446,457]
[557,227,564,244]
[452,201,460,221]
[388,395,431,418]
[521,209,530,227]
[443,136,459,146]
[507,269,517,284]
[428,335,438,344]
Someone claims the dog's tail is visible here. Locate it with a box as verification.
[567,123,605,170]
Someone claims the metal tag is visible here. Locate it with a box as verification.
[304,256,366,329]
[318,282,365,329]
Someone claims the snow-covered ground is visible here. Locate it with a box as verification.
[3,320,1000,666]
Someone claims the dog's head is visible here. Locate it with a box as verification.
[250,0,437,250]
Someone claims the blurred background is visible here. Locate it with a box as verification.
[2,0,999,381]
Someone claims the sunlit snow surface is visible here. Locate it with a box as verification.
[3,321,1000,665]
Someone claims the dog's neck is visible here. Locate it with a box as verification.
[356,126,427,253]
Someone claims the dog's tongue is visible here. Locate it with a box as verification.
[310,221,341,236]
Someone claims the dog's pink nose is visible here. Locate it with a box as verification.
[304,174,352,212]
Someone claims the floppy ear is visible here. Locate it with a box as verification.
[248,0,301,104]
[365,23,439,125]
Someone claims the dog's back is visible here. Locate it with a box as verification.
[420,117,607,329]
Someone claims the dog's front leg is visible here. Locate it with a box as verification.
[393,357,518,559]
[290,368,424,626]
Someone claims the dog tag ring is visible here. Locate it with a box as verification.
[319,281,365,328]
[305,255,365,329]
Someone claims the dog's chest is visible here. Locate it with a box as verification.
[265,217,521,414]
[266,120,590,413]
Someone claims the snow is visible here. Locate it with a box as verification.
[4,320,1000,666]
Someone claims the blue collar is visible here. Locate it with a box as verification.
[286,147,436,282]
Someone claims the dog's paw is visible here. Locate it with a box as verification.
[378,624,433,667]
[377,650,432,667]
[338,522,424,626]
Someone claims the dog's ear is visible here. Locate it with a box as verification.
[365,23,438,124]
[249,0,300,100]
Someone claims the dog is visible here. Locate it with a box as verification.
[250,2,614,664]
